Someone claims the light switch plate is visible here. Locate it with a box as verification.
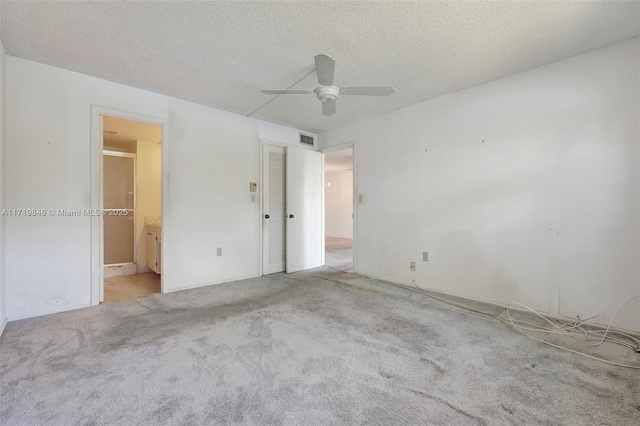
[250,182,257,192]
[216,247,222,256]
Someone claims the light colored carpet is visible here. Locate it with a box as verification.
[1,267,639,425]
[325,236,353,272]
[104,272,161,303]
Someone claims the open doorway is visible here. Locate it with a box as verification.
[324,147,354,272]
[101,115,162,302]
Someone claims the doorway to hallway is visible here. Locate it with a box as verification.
[324,146,354,272]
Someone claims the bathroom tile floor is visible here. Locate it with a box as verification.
[104,272,161,302]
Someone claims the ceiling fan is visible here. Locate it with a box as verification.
[261,54,395,116]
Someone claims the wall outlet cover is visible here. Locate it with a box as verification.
[216,247,222,256]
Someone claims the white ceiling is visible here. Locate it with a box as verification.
[1,2,638,133]
[325,147,353,173]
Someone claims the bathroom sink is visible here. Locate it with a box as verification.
[144,216,161,227]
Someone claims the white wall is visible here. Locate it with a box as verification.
[0,38,6,334]
[4,56,314,319]
[325,170,353,238]
[319,38,640,332]
[165,99,261,290]
[135,139,161,271]
[165,101,312,291]
[4,58,168,319]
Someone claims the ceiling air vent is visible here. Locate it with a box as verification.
[299,133,315,147]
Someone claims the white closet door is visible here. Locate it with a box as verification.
[262,145,287,274]
[286,146,324,273]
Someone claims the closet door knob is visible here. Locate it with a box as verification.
[289,214,294,218]
[264,214,270,219]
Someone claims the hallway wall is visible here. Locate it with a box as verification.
[136,139,161,272]
[325,169,353,239]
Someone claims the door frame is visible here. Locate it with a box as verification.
[321,141,357,272]
[90,105,169,305]
[259,139,322,275]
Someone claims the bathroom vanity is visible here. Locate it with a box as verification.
[145,217,161,274]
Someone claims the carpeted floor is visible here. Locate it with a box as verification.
[1,267,639,425]
[325,236,353,272]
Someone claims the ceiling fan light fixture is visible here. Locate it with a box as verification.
[314,86,339,103]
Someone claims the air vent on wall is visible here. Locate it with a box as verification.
[300,133,315,147]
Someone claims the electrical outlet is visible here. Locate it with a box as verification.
[410,261,416,271]
[422,252,429,262]
[250,193,256,203]
[216,247,222,257]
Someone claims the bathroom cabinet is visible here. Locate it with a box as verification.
[145,226,161,274]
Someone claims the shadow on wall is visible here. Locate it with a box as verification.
[436,230,519,304]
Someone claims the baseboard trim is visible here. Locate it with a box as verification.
[7,303,92,322]
[165,274,262,293]
[0,318,7,337]
[360,272,640,338]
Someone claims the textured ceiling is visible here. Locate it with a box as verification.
[2,2,639,133]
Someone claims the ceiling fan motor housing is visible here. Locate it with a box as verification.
[315,86,339,103]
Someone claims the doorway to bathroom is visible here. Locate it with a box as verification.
[101,115,162,302]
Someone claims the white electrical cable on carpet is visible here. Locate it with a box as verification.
[504,299,640,369]
[324,266,640,368]
[408,280,640,369]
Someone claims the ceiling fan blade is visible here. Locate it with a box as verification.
[315,54,335,86]
[261,89,313,95]
[341,85,395,96]
[322,100,336,116]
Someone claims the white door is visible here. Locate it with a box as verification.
[262,145,287,274]
[286,146,324,273]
